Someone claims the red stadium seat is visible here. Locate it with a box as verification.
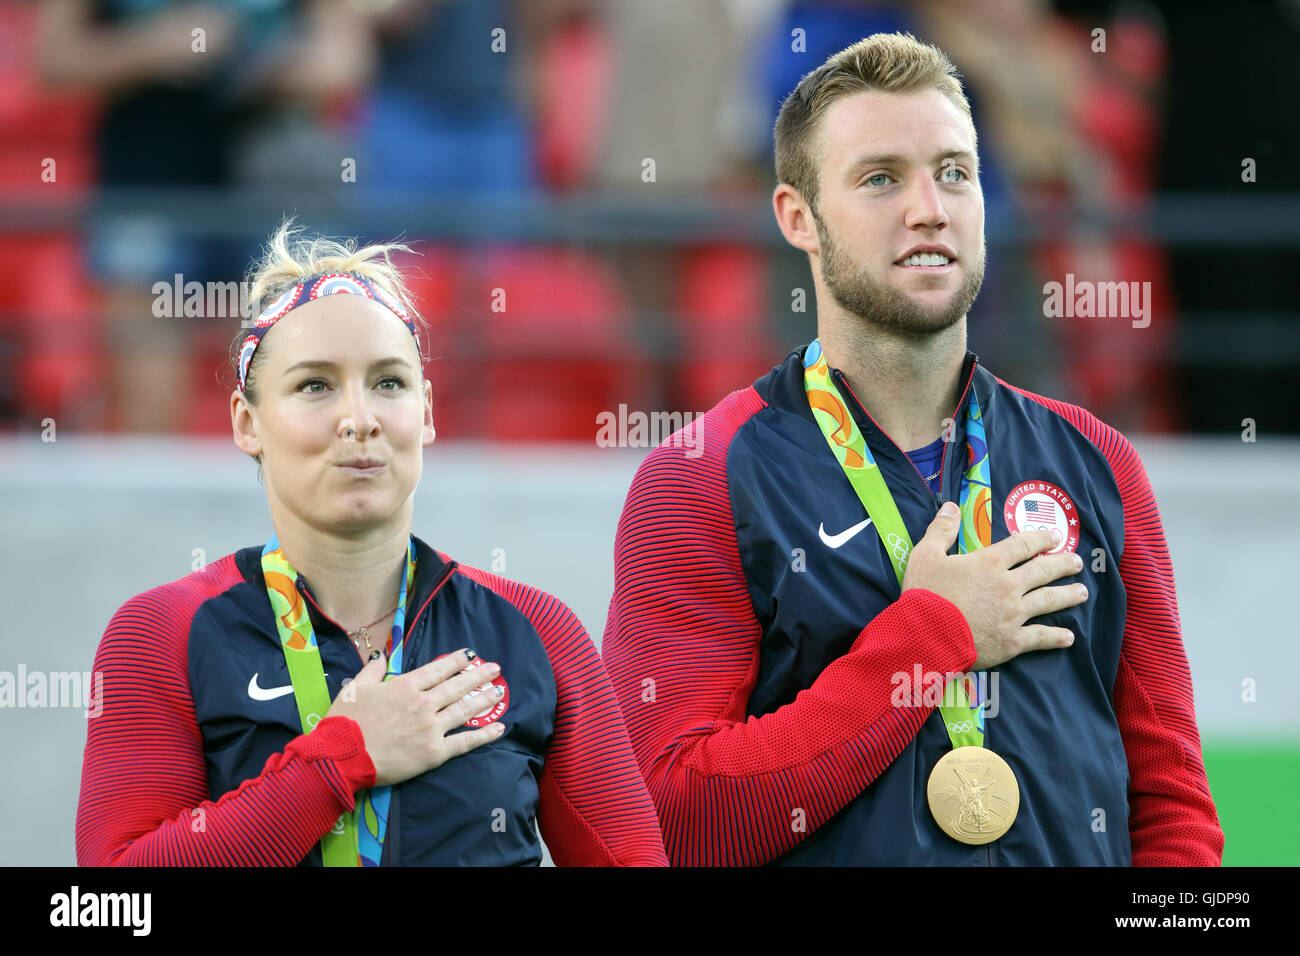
[674,242,776,411]
[0,4,97,191]
[8,235,103,429]
[451,247,647,441]
[0,4,100,428]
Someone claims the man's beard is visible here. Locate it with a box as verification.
[817,217,985,337]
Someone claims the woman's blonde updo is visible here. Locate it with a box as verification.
[230,217,428,407]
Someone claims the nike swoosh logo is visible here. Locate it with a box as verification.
[248,674,294,701]
[819,517,874,549]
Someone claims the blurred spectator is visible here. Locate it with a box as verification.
[37,0,375,433]
[0,2,99,431]
[353,0,544,195]
[922,0,1179,433]
[586,0,781,413]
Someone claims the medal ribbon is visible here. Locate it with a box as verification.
[803,339,992,749]
[260,534,417,866]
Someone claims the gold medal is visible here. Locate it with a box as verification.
[926,746,1020,845]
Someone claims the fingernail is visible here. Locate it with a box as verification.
[493,685,505,697]
[941,502,958,517]
[493,723,506,734]
[1050,529,1062,544]
[1065,631,1075,643]
[465,649,476,661]
[1078,584,1088,597]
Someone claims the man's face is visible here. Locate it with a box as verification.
[809,87,985,336]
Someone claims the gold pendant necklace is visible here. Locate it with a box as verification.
[348,602,400,650]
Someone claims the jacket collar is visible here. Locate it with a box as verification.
[755,342,996,499]
[234,533,457,641]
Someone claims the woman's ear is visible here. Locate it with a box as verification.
[231,390,262,458]
[422,379,436,446]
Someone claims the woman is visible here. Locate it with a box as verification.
[75,221,668,866]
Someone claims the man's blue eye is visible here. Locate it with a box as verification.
[866,173,891,187]
[941,166,967,182]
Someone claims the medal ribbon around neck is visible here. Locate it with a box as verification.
[260,534,417,866]
[802,338,993,749]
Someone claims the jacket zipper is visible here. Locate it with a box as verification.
[833,361,987,862]
[295,560,459,653]
[295,558,460,867]
[833,361,978,503]
[935,362,978,502]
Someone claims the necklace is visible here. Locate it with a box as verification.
[348,601,402,650]
[922,467,941,482]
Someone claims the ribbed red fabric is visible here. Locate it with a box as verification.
[454,562,669,865]
[999,379,1225,865]
[601,386,978,866]
[75,555,376,866]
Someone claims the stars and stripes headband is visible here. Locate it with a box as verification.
[237,272,423,392]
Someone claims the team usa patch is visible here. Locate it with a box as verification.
[1004,480,1080,553]
[434,652,509,728]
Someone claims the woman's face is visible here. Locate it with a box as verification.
[231,295,434,535]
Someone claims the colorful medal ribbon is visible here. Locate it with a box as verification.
[803,338,992,748]
[260,534,417,866]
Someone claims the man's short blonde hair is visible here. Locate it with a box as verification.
[774,32,976,215]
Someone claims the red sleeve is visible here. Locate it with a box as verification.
[76,562,378,866]
[600,387,978,867]
[456,565,669,866]
[1002,382,1225,866]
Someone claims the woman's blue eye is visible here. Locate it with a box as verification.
[297,376,406,393]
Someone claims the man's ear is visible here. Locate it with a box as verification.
[231,390,262,459]
[773,183,820,256]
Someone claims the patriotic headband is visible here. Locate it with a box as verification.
[237,272,422,392]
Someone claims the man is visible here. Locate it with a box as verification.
[601,32,1223,865]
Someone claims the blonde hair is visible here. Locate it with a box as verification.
[230,217,427,406]
[774,32,976,216]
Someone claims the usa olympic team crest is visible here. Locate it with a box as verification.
[1004,480,1079,554]
[434,652,509,728]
